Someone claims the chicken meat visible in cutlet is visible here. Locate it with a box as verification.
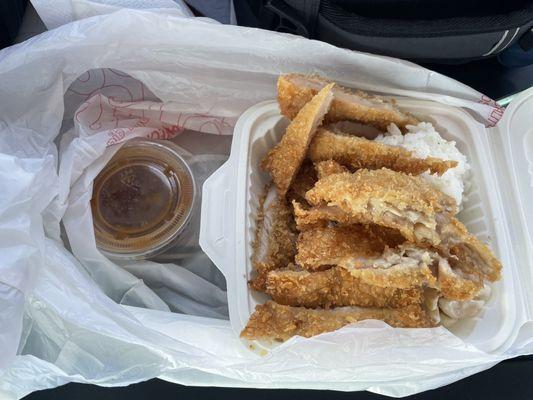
[304,169,456,245]
[438,218,501,282]
[295,224,404,270]
[277,74,418,131]
[437,257,484,301]
[250,186,297,292]
[335,244,439,290]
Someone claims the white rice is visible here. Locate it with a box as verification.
[375,122,470,208]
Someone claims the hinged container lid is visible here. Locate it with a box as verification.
[489,87,533,321]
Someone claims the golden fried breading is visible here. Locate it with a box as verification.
[314,159,349,179]
[241,301,437,341]
[437,257,483,300]
[305,169,457,245]
[277,74,418,131]
[295,224,404,270]
[266,267,426,308]
[250,187,297,292]
[309,128,457,175]
[286,161,317,205]
[261,83,334,197]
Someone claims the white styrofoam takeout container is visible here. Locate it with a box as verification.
[200,88,533,354]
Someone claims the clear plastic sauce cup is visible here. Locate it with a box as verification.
[91,138,196,260]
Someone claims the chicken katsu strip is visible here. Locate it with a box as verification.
[250,186,297,292]
[305,169,457,245]
[266,266,427,308]
[337,248,480,301]
[277,74,418,131]
[314,159,349,179]
[241,301,437,341]
[337,245,439,289]
[305,170,501,282]
[261,83,334,197]
[295,224,404,270]
[309,128,457,176]
[286,161,317,205]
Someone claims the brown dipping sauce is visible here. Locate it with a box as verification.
[91,139,195,259]
[96,164,176,234]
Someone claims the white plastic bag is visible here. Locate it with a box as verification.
[31,0,193,29]
[0,9,529,399]
[60,109,229,316]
